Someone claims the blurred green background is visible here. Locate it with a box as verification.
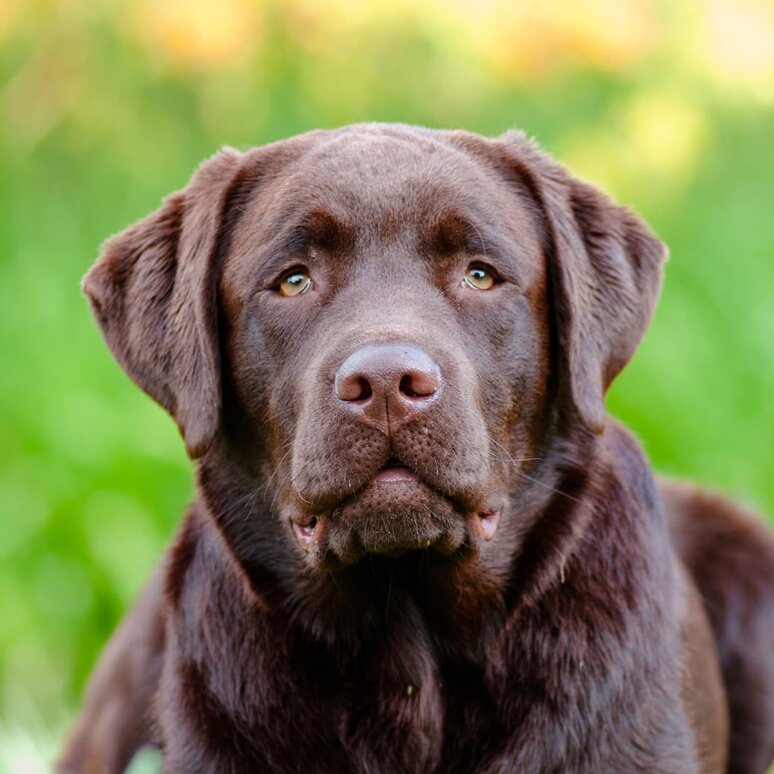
[1,0,773,769]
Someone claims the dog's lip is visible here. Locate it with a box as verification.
[296,462,484,519]
[470,508,501,541]
[370,465,419,484]
[292,503,503,563]
[292,513,323,550]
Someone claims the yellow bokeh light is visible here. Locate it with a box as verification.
[429,0,657,81]
[283,0,660,82]
[701,0,774,101]
[550,0,658,70]
[560,91,709,201]
[0,0,19,41]
[133,0,262,69]
[623,91,708,180]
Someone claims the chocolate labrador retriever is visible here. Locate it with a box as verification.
[58,124,774,773]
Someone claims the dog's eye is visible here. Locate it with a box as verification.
[278,269,313,297]
[463,264,495,291]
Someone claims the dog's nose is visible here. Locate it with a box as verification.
[335,344,442,433]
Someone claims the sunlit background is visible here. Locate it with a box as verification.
[1,0,773,769]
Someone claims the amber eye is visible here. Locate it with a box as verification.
[463,264,495,291]
[278,269,313,297]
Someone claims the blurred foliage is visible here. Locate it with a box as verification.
[1,0,773,766]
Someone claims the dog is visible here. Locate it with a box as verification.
[57,124,774,773]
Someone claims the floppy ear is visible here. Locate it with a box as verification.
[498,132,668,433]
[83,148,243,458]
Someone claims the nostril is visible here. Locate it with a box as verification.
[353,377,372,402]
[399,374,421,398]
[399,370,439,399]
[337,375,373,402]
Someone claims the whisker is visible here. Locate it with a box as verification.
[243,488,262,522]
[487,434,582,505]
[258,439,295,497]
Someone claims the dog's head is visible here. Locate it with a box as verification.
[83,124,665,571]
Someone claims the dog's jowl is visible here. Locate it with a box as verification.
[58,125,774,774]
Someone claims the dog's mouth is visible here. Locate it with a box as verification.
[370,461,419,485]
[290,458,500,567]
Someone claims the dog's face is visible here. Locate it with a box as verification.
[83,124,665,573]
[219,129,550,566]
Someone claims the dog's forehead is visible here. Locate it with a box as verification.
[289,126,510,218]
[306,129,472,190]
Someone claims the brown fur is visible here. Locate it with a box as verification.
[57,125,774,773]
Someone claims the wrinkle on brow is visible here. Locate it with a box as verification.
[424,209,490,256]
[247,207,356,291]
[419,208,525,285]
[303,207,356,253]
[265,206,356,260]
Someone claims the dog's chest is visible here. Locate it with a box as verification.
[176,649,505,773]
[168,609,699,774]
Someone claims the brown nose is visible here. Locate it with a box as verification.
[335,344,442,434]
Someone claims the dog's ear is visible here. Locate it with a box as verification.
[82,149,243,458]
[495,132,667,433]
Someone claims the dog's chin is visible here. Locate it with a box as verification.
[289,467,501,569]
